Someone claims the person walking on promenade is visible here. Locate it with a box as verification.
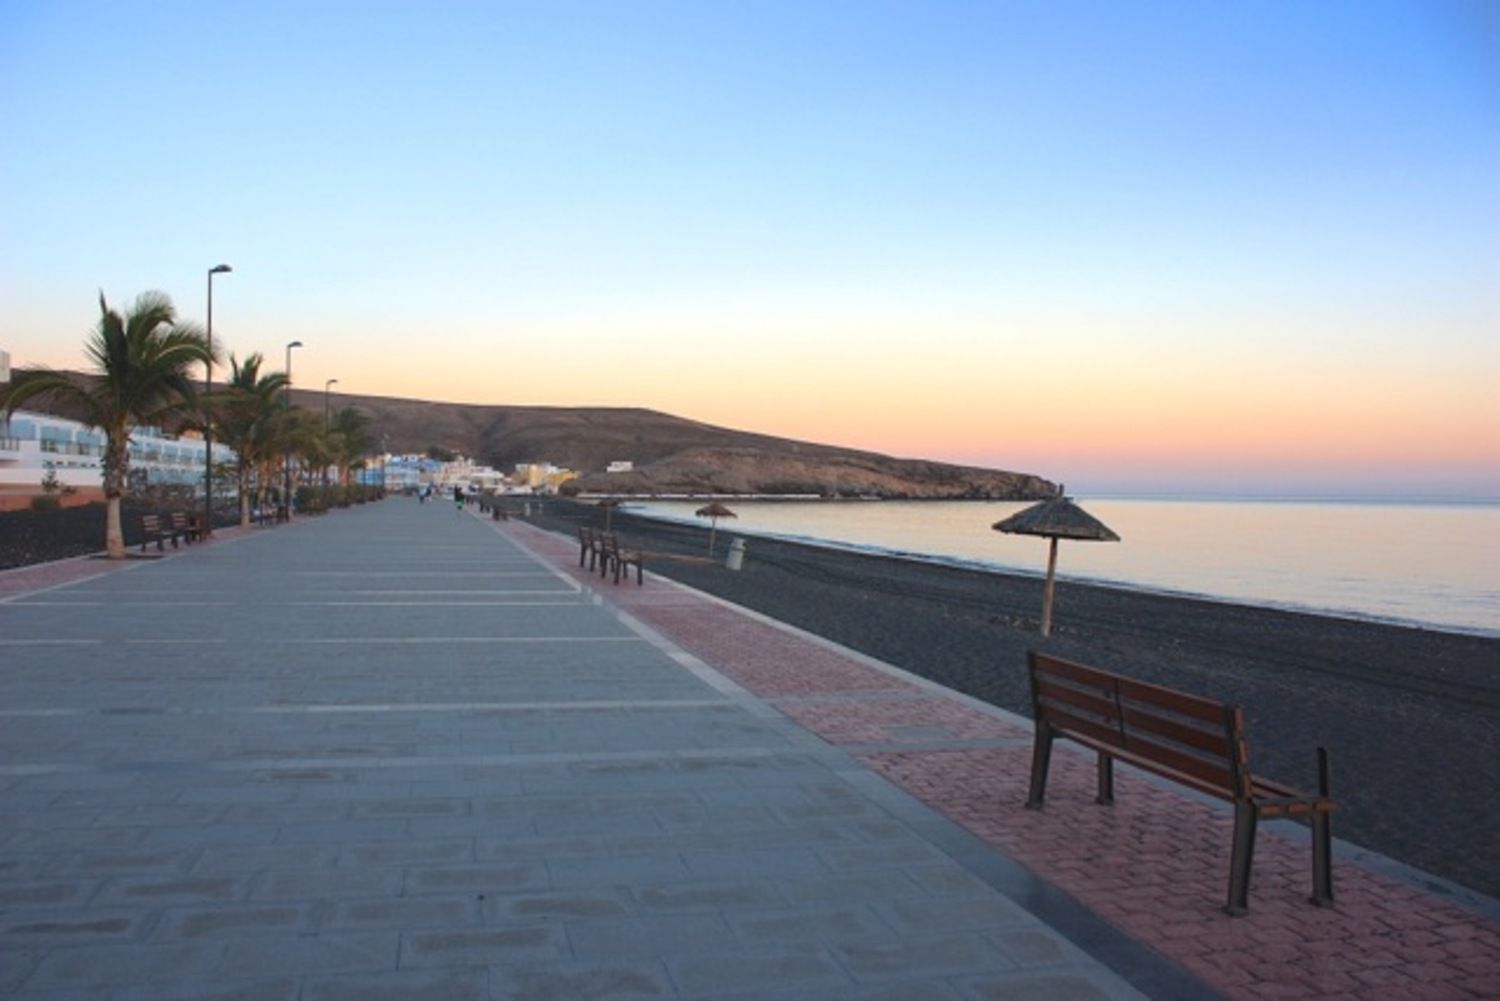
[454,485,464,510]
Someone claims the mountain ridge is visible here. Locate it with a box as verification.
[291,389,1055,500]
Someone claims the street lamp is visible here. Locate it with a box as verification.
[324,378,338,430]
[284,340,302,518]
[204,263,232,537]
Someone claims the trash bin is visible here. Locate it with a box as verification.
[523,501,531,517]
[726,537,746,571]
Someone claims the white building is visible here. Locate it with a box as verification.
[0,409,233,497]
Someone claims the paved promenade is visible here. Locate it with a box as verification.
[1,500,1495,999]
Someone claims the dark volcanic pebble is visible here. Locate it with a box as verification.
[533,499,1500,899]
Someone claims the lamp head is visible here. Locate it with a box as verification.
[210,264,233,274]
[287,340,303,349]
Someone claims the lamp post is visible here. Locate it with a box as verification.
[284,340,302,519]
[324,378,338,431]
[323,378,338,494]
[204,263,232,537]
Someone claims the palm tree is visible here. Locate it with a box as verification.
[0,292,215,558]
[328,406,372,493]
[209,353,289,527]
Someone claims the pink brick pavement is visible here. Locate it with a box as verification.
[507,518,1500,1000]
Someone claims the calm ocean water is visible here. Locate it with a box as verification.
[628,498,1500,637]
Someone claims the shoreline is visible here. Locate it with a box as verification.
[634,510,1500,640]
[533,499,1500,898]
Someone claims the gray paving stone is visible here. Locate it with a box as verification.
[956,969,1142,1000]
[302,968,490,1001]
[817,841,951,871]
[346,797,470,818]
[325,895,481,930]
[549,853,691,889]
[403,862,549,894]
[0,947,40,990]
[874,894,1036,935]
[152,902,317,940]
[20,941,227,989]
[142,824,280,848]
[0,907,152,945]
[0,880,100,909]
[988,927,1091,968]
[632,878,784,912]
[681,847,829,878]
[193,843,341,874]
[44,847,199,876]
[776,871,920,905]
[565,914,734,960]
[399,924,565,967]
[835,933,1015,983]
[249,867,404,901]
[485,888,634,920]
[217,931,398,977]
[94,874,248,905]
[906,864,998,898]
[272,818,409,843]
[490,959,676,1000]
[725,904,896,947]
[109,976,299,1000]
[474,833,605,860]
[668,947,851,996]
[340,838,475,867]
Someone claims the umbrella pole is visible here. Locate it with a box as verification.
[708,520,717,557]
[1040,536,1059,637]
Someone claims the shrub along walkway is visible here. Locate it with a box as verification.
[1,500,1161,999]
[503,514,1500,1001]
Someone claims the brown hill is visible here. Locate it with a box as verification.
[13,373,1054,499]
[293,389,1055,500]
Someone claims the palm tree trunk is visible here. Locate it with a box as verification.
[101,431,129,559]
[239,460,253,528]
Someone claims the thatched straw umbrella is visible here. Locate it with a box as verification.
[993,488,1119,637]
[596,498,621,532]
[695,502,737,556]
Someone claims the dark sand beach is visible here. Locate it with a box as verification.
[532,499,1500,900]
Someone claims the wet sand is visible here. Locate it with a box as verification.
[533,499,1500,899]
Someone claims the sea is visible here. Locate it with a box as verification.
[625,497,1500,638]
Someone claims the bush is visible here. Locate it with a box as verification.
[29,494,61,512]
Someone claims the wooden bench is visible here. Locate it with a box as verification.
[599,532,644,585]
[1025,652,1334,915]
[169,511,201,543]
[138,513,178,552]
[578,526,602,571]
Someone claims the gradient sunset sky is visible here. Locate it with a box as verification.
[3,1,1495,498]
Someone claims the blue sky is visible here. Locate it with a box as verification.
[2,1,1496,497]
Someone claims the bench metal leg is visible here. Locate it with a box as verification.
[1310,746,1335,907]
[1024,725,1054,809]
[1225,801,1258,916]
[1095,752,1115,806]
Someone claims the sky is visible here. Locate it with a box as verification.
[2,0,1496,498]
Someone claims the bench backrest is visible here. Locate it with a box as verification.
[170,512,190,529]
[141,514,163,533]
[1028,652,1252,802]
